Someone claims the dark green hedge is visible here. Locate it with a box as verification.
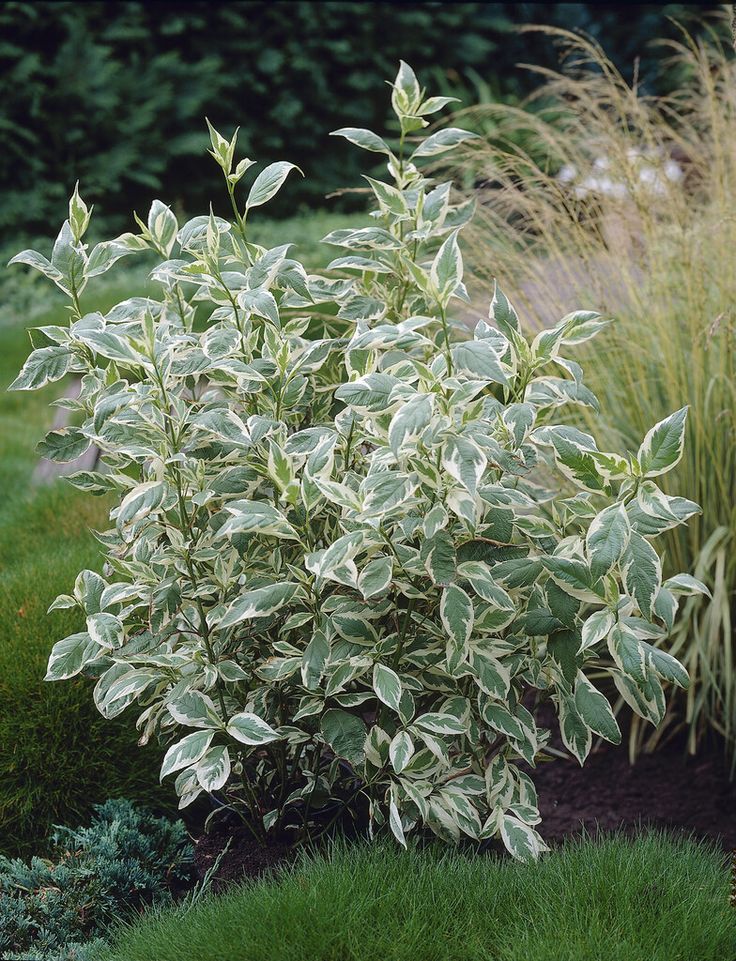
[0,2,713,233]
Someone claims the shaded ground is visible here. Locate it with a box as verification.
[533,737,735,850]
[194,735,734,888]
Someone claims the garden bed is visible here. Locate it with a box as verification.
[533,736,735,849]
[193,732,735,889]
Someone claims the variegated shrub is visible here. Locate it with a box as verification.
[9,63,706,861]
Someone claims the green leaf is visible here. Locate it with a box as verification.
[388,393,433,456]
[196,745,231,792]
[226,712,281,745]
[389,730,414,773]
[440,584,474,652]
[586,502,630,580]
[37,427,90,463]
[622,533,661,618]
[246,161,301,210]
[45,632,97,681]
[9,346,72,391]
[220,582,298,628]
[637,407,688,477]
[574,671,621,743]
[373,663,403,713]
[161,730,214,780]
[320,709,366,767]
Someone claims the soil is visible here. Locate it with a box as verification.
[194,823,292,892]
[194,737,735,888]
[532,737,736,850]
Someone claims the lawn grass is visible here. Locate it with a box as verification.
[102,833,734,961]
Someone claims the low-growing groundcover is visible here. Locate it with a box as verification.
[0,799,193,961]
[101,834,735,961]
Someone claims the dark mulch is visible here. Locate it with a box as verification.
[194,736,735,888]
[194,824,292,892]
[532,736,736,850]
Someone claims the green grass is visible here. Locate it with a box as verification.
[102,833,734,961]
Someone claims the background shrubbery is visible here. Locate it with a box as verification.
[0,2,710,234]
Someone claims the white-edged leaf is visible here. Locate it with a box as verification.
[358,555,393,599]
[196,745,231,792]
[9,346,72,391]
[637,407,688,477]
[220,582,298,628]
[440,584,474,649]
[246,162,301,209]
[500,814,544,862]
[586,502,630,580]
[45,632,97,681]
[412,128,478,159]
[226,712,280,745]
[579,609,615,652]
[388,393,433,456]
[574,671,621,743]
[160,730,214,780]
[373,663,403,713]
[330,127,392,155]
[663,573,711,598]
[442,435,486,496]
[389,730,414,773]
[622,533,661,618]
[430,229,462,304]
[168,691,221,730]
[86,612,123,650]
